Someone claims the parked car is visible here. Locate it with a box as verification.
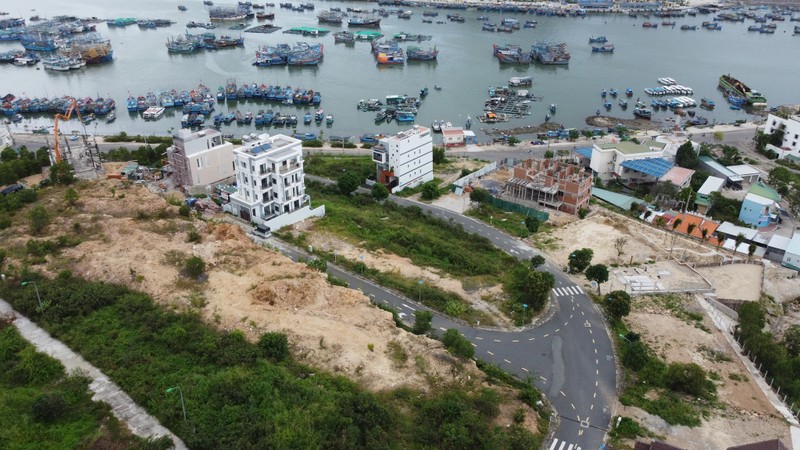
[0,183,24,195]
[252,224,271,238]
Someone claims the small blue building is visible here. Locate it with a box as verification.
[738,193,776,228]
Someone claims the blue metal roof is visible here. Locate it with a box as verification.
[575,147,593,159]
[620,157,673,178]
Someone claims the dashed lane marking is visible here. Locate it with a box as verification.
[512,339,519,343]
[493,339,502,342]
[529,337,535,341]
[560,391,566,397]
[504,359,511,364]
[543,333,550,337]
[476,337,483,340]
[571,403,576,410]
[522,367,529,372]
[439,327,447,331]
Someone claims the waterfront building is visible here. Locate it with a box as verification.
[504,158,592,215]
[372,125,433,193]
[226,133,325,230]
[698,156,743,189]
[589,140,671,183]
[167,128,235,192]
[738,193,778,227]
[763,114,800,160]
[442,127,465,147]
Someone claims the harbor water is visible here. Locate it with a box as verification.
[2,0,799,140]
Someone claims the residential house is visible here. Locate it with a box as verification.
[699,156,743,189]
[0,128,11,149]
[782,233,800,271]
[372,125,434,193]
[739,193,777,227]
[659,166,695,189]
[763,113,800,158]
[727,164,762,184]
[589,140,672,183]
[667,212,720,246]
[504,158,592,214]
[727,438,788,450]
[694,176,725,214]
[226,133,325,230]
[765,234,791,263]
[167,128,236,192]
[441,126,465,147]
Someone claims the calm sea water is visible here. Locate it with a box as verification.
[2,0,799,140]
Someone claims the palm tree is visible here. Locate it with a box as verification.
[747,243,756,262]
[686,223,696,238]
[701,227,708,242]
[670,218,683,258]
[735,233,746,250]
[716,232,725,251]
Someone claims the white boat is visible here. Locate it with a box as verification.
[142,107,165,119]
[42,57,71,71]
[657,77,676,85]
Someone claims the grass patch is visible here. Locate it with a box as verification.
[2,276,542,449]
[637,294,710,332]
[0,323,171,449]
[466,203,531,238]
[304,154,375,182]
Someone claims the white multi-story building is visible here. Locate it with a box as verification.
[226,133,324,230]
[0,128,12,149]
[589,140,671,183]
[763,113,800,160]
[167,128,235,191]
[371,125,433,193]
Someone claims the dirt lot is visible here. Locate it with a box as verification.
[696,264,763,301]
[621,294,790,449]
[1,176,495,395]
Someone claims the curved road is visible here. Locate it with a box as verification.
[272,183,617,450]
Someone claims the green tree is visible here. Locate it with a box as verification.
[507,136,520,146]
[712,131,724,145]
[184,255,206,279]
[469,188,491,203]
[622,340,650,371]
[337,171,361,196]
[544,150,554,159]
[432,146,447,164]
[585,264,609,293]
[675,141,699,169]
[530,255,546,269]
[569,129,580,141]
[507,264,555,311]
[768,166,793,191]
[747,243,756,261]
[49,161,75,185]
[258,332,290,362]
[442,329,475,359]
[28,205,50,235]
[524,216,540,233]
[578,207,589,219]
[783,325,800,357]
[568,248,593,273]
[371,182,389,201]
[787,186,800,217]
[64,188,79,207]
[666,362,712,398]
[32,393,67,424]
[421,181,441,200]
[606,290,631,320]
[412,310,433,335]
[735,233,745,250]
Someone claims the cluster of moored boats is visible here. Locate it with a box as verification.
[358,92,427,124]
[493,42,571,65]
[369,38,438,64]
[166,32,244,53]
[1,94,116,124]
[253,42,323,66]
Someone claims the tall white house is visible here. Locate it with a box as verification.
[372,125,433,193]
[763,113,800,160]
[167,128,235,191]
[0,128,12,149]
[226,133,324,230]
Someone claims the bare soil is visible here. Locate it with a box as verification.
[1,175,508,397]
[622,294,791,449]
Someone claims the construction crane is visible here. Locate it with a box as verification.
[53,97,84,163]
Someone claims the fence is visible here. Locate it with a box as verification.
[451,162,498,189]
[486,196,550,222]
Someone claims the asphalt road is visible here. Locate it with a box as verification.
[274,176,617,450]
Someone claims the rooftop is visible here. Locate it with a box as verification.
[592,187,643,210]
[575,147,593,159]
[387,125,431,142]
[748,182,781,202]
[727,438,788,450]
[659,166,695,186]
[767,234,791,251]
[743,192,775,207]
[786,233,800,257]
[717,221,757,240]
[699,156,743,182]
[697,176,725,196]
[619,157,674,178]
[727,164,762,177]
[174,127,222,142]
[597,140,661,155]
[236,133,301,158]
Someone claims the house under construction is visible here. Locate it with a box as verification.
[504,158,592,215]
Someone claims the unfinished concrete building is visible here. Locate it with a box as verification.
[504,159,592,215]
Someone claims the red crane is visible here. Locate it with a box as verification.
[52,98,83,163]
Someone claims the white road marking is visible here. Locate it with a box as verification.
[543,333,550,337]
[560,391,566,397]
[512,339,519,343]
[493,339,501,342]
[487,351,494,356]
[522,367,529,372]
[528,337,535,341]
[571,403,576,410]
[439,327,447,331]
[476,336,483,340]
[503,359,511,364]
[401,303,416,311]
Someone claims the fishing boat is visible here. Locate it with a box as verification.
[106,111,116,123]
[406,46,438,61]
[530,41,570,65]
[633,107,652,119]
[642,22,658,28]
[619,99,628,108]
[317,10,344,24]
[609,88,618,97]
[680,25,697,30]
[509,76,533,87]
[348,16,381,28]
[549,104,557,113]
[179,5,188,11]
[419,87,428,98]
[333,31,355,44]
[719,74,767,106]
[700,98,715,109]
[325,114,334,125]
[314,109,324,122]
[376,51,405,64]
[588,35,607,43]
[625,88,633,97]
[304,112,312,124]
[591,44,614,53]
[604,101,612,110]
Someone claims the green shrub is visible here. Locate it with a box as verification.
[258,332,290,362]
[32,392,67,423]
[442,329,475,359]
[184,256,205,279]
[28,205,50,235]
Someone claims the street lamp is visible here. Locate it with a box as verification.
[21,281,43,311]
[618,333,631,343]
[166,386,187,421]
[418,279,423,302]
[522,303,528,324]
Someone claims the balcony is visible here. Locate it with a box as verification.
[372,147,387,164]
[278,162,301,174]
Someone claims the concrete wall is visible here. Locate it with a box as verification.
[263,204,325,231]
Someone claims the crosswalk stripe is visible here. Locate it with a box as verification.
[576,286,584,294]
[558,441,566,450]
[567,445,574,450]
[549,439,581,450]
[548,440,558,450]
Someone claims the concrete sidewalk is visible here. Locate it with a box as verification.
[0,300,187,450]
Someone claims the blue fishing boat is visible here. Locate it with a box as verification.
[625,88,633,97]
[304,112,312,124]
[126,96,138,112]
[588,35,607,43]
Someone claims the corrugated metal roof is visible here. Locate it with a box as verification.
[727,438,788,450]
[620,157,674,178]
[786,233,800,257]
[575,147,593,159]
[748,182,781,202]
[697,176,725,195]
[592,187,643,210]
